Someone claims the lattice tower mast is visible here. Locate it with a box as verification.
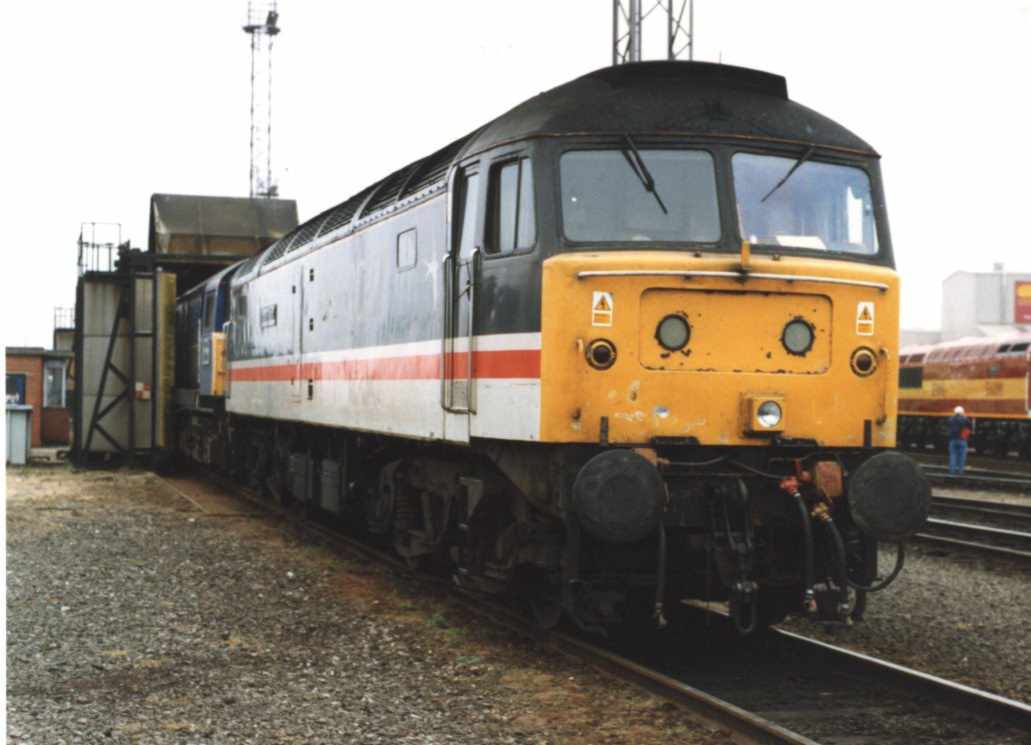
[613,0,693,65]
[244,1,280,198]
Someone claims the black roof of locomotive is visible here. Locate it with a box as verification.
[462,61,875,156]
[233,61,876,283]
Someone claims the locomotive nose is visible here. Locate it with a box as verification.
[572,450,666,543]
[847,451,930,541]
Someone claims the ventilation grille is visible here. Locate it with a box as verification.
[400,132,474,199]
[362,165,414,217]
[318,184,377,237]
[285,218,322,256]
[261,231,296,266]
[236,253,261,277]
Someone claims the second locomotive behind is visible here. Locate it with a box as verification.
[898,334,1031,458]
[176,61,928,634]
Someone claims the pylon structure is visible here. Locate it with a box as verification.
[244,1,280,198]
[613,0,693,65]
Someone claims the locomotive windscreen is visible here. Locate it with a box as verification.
[733,153,879,256]
[560,148,720,243]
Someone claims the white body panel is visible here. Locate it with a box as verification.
[227,333,541,443]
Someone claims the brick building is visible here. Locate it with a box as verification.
[6,347,72,447]
[6,347,45,447]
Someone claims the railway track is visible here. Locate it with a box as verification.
[915,495,1031,561]
[919,464,1031,494]
[611,615,1031,745]
[159,470,1031,745]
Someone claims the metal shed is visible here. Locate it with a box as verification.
[148,194,298,259]
[73,194,297,466]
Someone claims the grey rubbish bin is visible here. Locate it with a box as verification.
[6,404,32,465]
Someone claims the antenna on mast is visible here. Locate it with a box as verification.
[613,1,694,65]
[243,1,280,198]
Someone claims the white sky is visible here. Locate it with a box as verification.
[2,0,1030,348]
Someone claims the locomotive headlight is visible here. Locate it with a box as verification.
[756,401,783,429]
[781,318,815,356]
[656,314,691,351]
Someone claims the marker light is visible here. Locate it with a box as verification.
[757,400,783,429]
[782,319,815,356]
[656,314,691,351]
[586,339,617,370]
[850,347,877,376]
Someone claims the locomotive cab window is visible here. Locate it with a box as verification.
[733,153,879,256]
[560,148,720,244]
[899,366,924,389]
[203,291,216,328]
[487,158,535,255]
[454,167,480,258]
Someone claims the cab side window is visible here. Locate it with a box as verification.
[455,168,480,260]
[488,158,535,255]
[203,291,216,328]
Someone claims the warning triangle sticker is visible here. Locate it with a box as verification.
[858,306,872,321]
[594,295,610,311]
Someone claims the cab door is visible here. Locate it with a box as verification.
[442,164,481,441]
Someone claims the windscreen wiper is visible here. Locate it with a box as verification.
[622,134,668,215]
[760,145,817,203]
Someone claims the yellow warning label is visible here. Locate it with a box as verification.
[592,291,614,327]
[856,301,875,336]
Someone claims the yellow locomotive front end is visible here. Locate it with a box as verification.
[525,126,929,635]
[541,250,898,449]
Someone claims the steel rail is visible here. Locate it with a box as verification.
[917,496,1031,560]
[159,471,1031,742]
[920,466,1031,493]
[931,494,1031,523]
[770,628,1031,734]
[158,471,813,745]
[552,630,818,745]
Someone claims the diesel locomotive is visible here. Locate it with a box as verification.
[175,61,928,634]
[898,334,1031,458]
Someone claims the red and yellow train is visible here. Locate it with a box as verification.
[898,334,1031,458]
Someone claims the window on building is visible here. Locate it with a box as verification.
[6,373,26,404]
[44,361,65,407]
[488,158,535,255]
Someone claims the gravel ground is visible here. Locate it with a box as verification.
[782,543,1031,704]
[6,467,732,745]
